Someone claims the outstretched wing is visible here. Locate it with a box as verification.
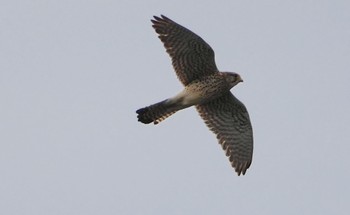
[152,15,218,86]
[196,92,253,175]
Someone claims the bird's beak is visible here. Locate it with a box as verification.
[238,75,243,83]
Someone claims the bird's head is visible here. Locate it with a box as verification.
[222,72,243,88]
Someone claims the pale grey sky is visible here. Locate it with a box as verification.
[1,0,349,214]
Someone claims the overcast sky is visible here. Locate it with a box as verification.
[1,0,350,214]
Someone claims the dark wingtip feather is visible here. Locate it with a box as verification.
[151,15,163,23]
[151,15,173,24]
[232,160,251,176]
[160,15,171,21]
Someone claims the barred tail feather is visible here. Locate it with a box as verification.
[136,100,178,124]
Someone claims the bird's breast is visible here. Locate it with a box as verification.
[180,75,230,105]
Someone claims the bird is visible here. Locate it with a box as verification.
[136,15,253,176]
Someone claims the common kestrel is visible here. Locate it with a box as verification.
[136,15,253,175]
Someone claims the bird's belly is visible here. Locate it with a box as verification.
[171,81,229,107]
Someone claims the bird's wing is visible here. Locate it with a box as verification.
[196,92,253,175]
[152,15,218,86]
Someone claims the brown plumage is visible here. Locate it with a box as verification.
[137,15,253,176]
[151,15,218,85]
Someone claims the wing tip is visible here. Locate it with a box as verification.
[233,160,252,176]
[151,15,172,24]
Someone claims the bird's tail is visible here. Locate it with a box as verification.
[136,99,180,124]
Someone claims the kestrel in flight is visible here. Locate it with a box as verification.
[136,15,253,175]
